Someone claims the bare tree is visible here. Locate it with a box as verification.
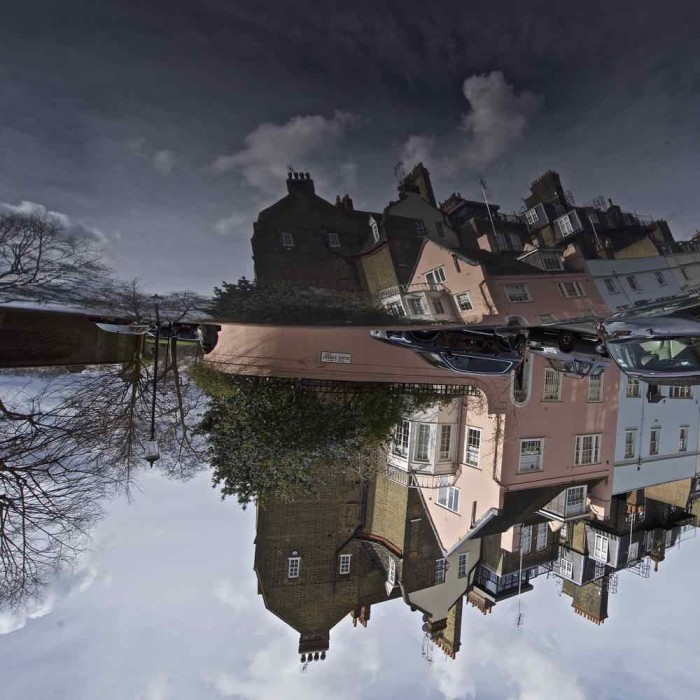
[0,210,106,304]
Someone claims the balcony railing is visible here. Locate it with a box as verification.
[377,282,447,300]
[385,464,461,490]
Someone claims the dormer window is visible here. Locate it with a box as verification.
[281,232,295,248]
[288,556,301,578]
[328,232,340,248]
[370,218,380,243]
[525,208,539,225]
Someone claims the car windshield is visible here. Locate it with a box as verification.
[607,336,700,372]
[442,354,514,374]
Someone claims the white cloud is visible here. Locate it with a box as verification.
[135,673,170,700]
[152,150,178,175]
[1,200,108,246]
[399,71,541,174]
[213,209,251,237]
[214,579,248,613]
[211,111,360,195]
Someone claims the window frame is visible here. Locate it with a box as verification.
[626,275,640,291]
[425,266,447,286]
[525,208,539,225]
[431,298,446,315]
[387,557,396,586]
[603,277,619,295]
[592,534,609,563]
[536,523,548,551]
[587,373,603,402]
[339,553,352,575]
[455,291,474,311]
[414,423,432,462]
[558,280,586,298]
[655,271,667,286]
[624,429,637,459]
[574,434,602,466]
[559,557,574,580]
[504,284,531,303]
[520,525,533,554]
[457,553,469,578]
[626,377,641,398]
[565,485,587,516]
[669,385,692,399]
[393,420,410,457]
[288,556,301,579]
[434,558,447,584]
[464,427,482,467]
[518,438,544,473]
[437,480,460,513]
[649,427,660,456]
[328,232,340,248]
[439,424,452,461]
[679,426,689,453]
[557,214,574,236]
[281,231,295,248]
[543,367,562,402]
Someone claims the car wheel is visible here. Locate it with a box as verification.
[558,332,575,353]
[407,330,439,342]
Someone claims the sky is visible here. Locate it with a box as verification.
[2,469,700,700]
[1,1,699,294]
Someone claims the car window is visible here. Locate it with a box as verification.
[607,336,700,372]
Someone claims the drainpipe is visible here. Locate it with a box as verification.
[478,280,497,317]
[492,414,504,487]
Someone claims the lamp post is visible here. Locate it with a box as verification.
[145,297,161,465]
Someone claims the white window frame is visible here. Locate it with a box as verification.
[519,438,544,473]
[435,558,447,584]
[538,313,557,324]
[386,301,405,317]
[536,523,548,551]
[393,420,410,457]
[387,557,396,586]
[455,291,474,311]
[543,368,562,402]
[328,232,340,248]
[520,525,532,554]
[339,554,352,575]
[565,485,587,516]
[439,424,452,461]
[649,428,660,456]
[281,232,295,248]
[679,426,689,453]
[628,541,639,562]
[626,377,641,398]
[288,556,301,579]
[525,208,539,225]
[464,427,481,467]
[557,214,574,236]
[371,219,380,243]
[504,284,531,303]
[627,275,640,291]
[624,429,636,459]
[559,557,574,580]
[540,251,563,271]
[669,385,692,399]
[574,434,601,466]
[603,278,619,295]
[558,280,586,298]
[655,271,667,286]
[457,553,468,578]
[406,296,427,316]
[592,534,609,563]
[425,266,446,286]
[437,479,460,513]
[587,373,603,402]
[414,423,433,462]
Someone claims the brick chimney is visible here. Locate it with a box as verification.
[525,170,568,209]
[287,170,315,196]
[400,162,437,207]
[350,604,371,627]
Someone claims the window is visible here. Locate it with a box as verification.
[627,275,640,291]
[628,542,639,562]
[455,292,474,311]
[393,420,409,456]
[435,559,447,584]
[603,278,619,294]
[431,299,445,315]
[436,221,445,238]
[538,313,557,324]
[281,232,294,248]
[592,534,609,563]
[587,374,603,402]
[525,208,539,225]
[464,427,481,466]
[681,267,690,281]
[519,439,543,472]
[328,232,340,247]
[645,531,654,552]
[471,501,478,527]
[288,556,301,578]
[371,219,380,243]
[458,553,469,578]
[679,426,689,452]
[558,280,586,298]
[557,215,574,236]
[387,558,396,586]
[339,554,352,575]
[566,486,586,515]
[437,479,460,512]
[670,385,692,399]
[439,425,452,460]
[520,525,532,554]
[649,428,660,456]
[536,523,548,551]
[504,284,531,302]
[543,368,562,402]
[415,220,427,236]
[655,271,667,286]
[426,266,446,286]
[415,424,432,462]
[575,434,601,465]
[626,377,641,398]
[386,301,405,317]
[559,557,574,580]
[624,429,636,459]
[406,297,427,315]
[541,252,563,271]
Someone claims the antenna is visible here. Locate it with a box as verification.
[479,177,500,244]
[394,161,406,184]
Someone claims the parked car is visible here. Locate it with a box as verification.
[370,327,524,376]
[599,295,700,385]
[525,325,609,378]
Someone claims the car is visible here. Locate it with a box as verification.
[599,295,700,385]
[369,327,525,376]
[525,325,610,378]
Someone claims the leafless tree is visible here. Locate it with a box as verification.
[0,210,107,304]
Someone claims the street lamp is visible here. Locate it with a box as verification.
[145,296,161,465]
